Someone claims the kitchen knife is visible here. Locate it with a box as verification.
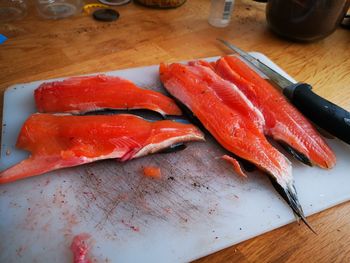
[218,39,350,145]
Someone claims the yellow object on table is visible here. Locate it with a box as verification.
[83,3,109,14]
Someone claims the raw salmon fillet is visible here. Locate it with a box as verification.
[160,63,293,193]
[160,62,308,224]
[0,114,204,184]
[188,60,265,131]
[35,75,182,116]
[214,56,336,169]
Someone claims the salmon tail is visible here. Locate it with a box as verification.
[269,177,316,234]
[299,213,317,235]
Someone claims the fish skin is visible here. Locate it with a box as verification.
[0,114,204,184]
[35,75,182,116]
[214,56,336,169]
[159,62,293,190]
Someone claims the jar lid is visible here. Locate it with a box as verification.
[93,8,120,21]
[98,0,131,6]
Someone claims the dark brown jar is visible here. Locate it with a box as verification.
[134,0,186,8]
[265,0,350,41]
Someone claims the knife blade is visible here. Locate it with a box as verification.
[218,38,350,145]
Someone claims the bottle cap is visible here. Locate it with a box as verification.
[93,8,119,21]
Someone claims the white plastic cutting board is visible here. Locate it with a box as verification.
[1,53,350,263]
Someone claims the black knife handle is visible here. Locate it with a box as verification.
[283,83,350,145]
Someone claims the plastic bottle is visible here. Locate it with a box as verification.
[208,0,235,28]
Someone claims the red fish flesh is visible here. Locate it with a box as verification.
[188,60,265,131]
[160,62,293,191]
[143,166,162,179]
[160,62,314,226]
[71,233,92,263]
[35,75,182,116]
[214,56,336,169]
[0,114,204,184]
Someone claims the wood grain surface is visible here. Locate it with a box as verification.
[1,0,350,262]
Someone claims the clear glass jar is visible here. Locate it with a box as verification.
[36,0,83,19]
[0,0,27,22]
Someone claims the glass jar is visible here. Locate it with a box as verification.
[36,0,83,19]
[0,0,27,22]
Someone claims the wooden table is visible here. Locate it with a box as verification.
[1,0,350,262]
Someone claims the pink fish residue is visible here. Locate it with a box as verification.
[70,233,92,263]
